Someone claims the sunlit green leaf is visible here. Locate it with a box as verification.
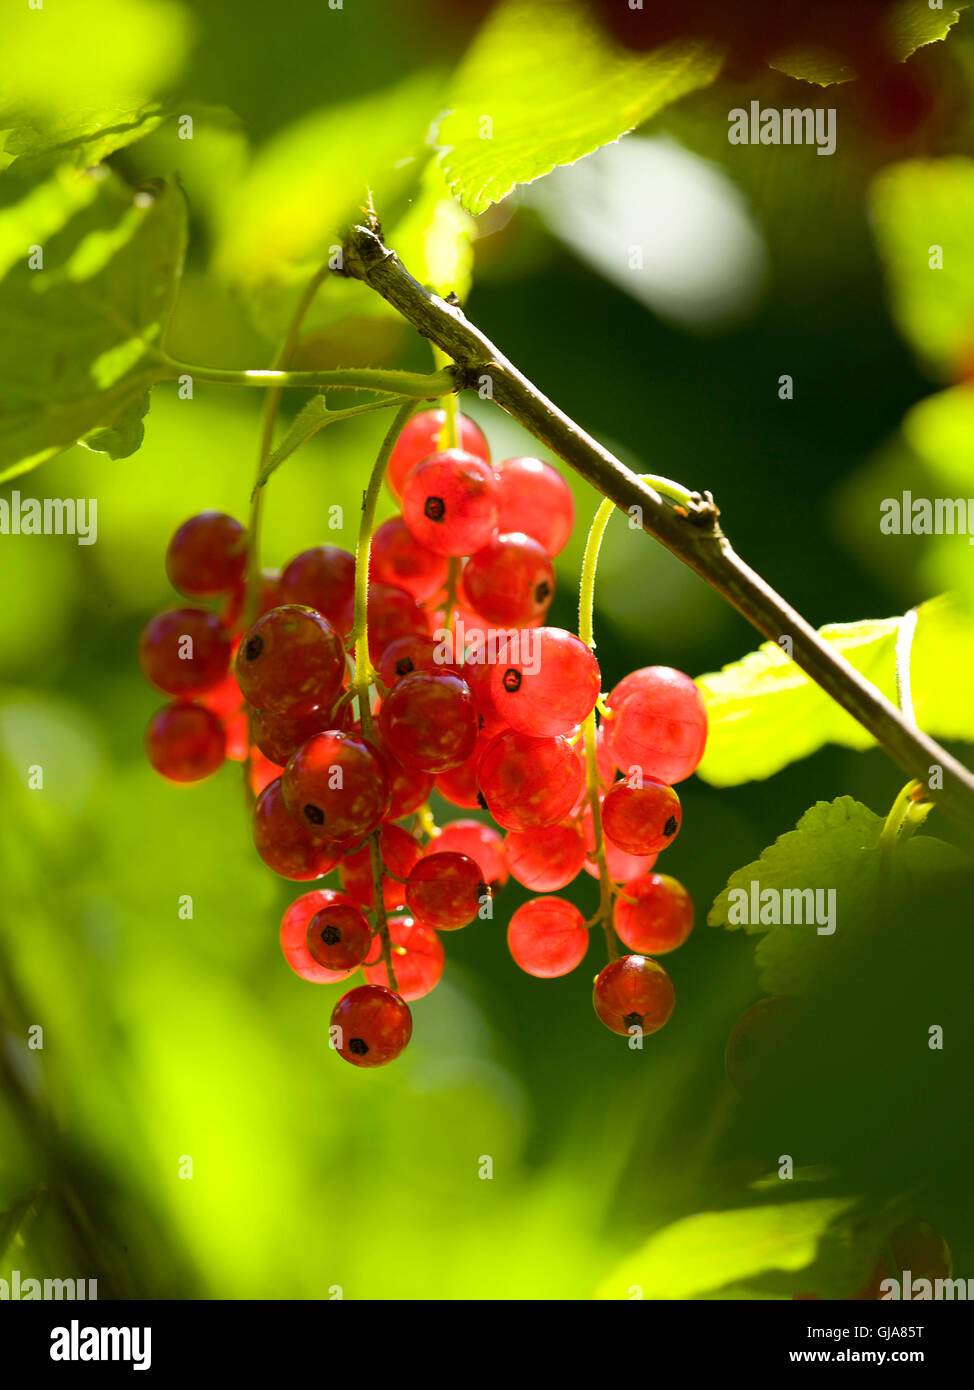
[771,1,967,85]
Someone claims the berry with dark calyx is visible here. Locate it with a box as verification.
[253,777,342,881]
[379,669,478,773]
[579,800,658,882]
[505,824,586,891]
[406,851,487,930]
[377,633,448,689]
[235,605,344,718]
[494,456,575,557]
[339,823,422,911]
[331,984,412,1067]
[593,954,675,1036]
[279,545,356,634]
[146,703,226,782]
[508,896,589,977]
[250,700,349,768]
[140,608,232,697]
[490,628,601,736]
[401,449,500,557]
[363,915,445,1000]
[280,888,356,983]
[429,820,508,887]
[283,731,390,841]
[478,730,584,831]
[386,408,490,501]
[369,515,449,601]
[307,903,373,974]
[601,775,682,855]
[613,873,694,954]
[603,666,708,785]
[165,511,248,597]
[461,532,555,628]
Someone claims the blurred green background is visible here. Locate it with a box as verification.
[2,0,974,1299]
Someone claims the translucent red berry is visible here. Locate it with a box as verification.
[340,582,430,665]
[140,608,232,697]
[363,915,445,1001]
[146,703,226,782]
[379,670,478,773]
[601,775,682,855]
[280,888,356,983]
[434,748,482,809]
[508,896,589,977]
[580,801,658,882]
[331,984,412,1067]
[165,511,248,597]
[406,851,487,930]
[593,954,675,1036]
[235,604,344,718]
[369,515,449,601]
[504,824,586,891]
[401,449,499,557]
[603,667,708,784]
[461,532,555,628]
[252,777,342,880]
[339,823,422,911]
[307,903,373,974]
[494,456,575,557]
[386,408,490,501]
[282,731,390,841]
[490,628,600,736]
[250,701,348,767]
[279,545,356,633]
[376,633,445,689]
[478,730,584,831]
[374,734,434,820]
[613,873,694,954]
[429,820,508,887]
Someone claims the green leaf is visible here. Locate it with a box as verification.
[0,168,186,481]
[871,156,974,377]
[3,104,169,173]
[695,594,974,786]
[257,394,402,487]
[770,1,967,85]
[433,0,722,216]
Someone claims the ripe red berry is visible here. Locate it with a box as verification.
[279,545,356,633]
[369,515,449,601]
[376,633,445,689]
[307,902,373,974]
[379,670,478,773]
[434,748,482,809]
[331,984,412,1067]
[478,730,584,831]
[282,731,390,841]
[579,800,658,882]
[252,777,342,880]
[250,701,349,767]
[406,851,487,930]
[601,775,681,855]
[494,456,575,557]
[340,582,430,665]
[429,820,508,887]
[139,608,232,697]
[613,873,694,954]
[363,915,445,1000]
[339,823,422,911]
[373,734,434,820]
[386,408,490,501]
[508,896,589,977]
[165,511,248,597]
[604,667,708,784]
[401,449,500,557]
[235,605,344,718]
[280,888,356,983]
[592,955,675,1036]
[504,824,586,891]
[146,703,226,781]
[490,628,601,736]
[461,532,555,628]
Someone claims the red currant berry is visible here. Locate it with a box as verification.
[379,670,478,773]
[581,800,657,882]
[592,955,675,1036]
[406,851,487,930]
[401,449,499,557]
[340,582,430,665]
[146,703,226,782]
[280,888,356,983]
[165,511,248,597]
[461,532,555,628]
[339,823,422,912]
[307,903,373,974]
[508,896,589,977]
[430,820,508,887]
[282,731,390,841]
[373,733,434,820]
[235,605,344,718]
[604,667,707,785]
[376,633,445,689]
[613,873,693,954]
[369,515,449,601]
[331,984,412,1067]
[253,777,342,880]
[494,456,574,557]
[478,730,584,831]
[601,775,681,855]
[490,628,600,736]
[434,749,482,809]
[504,824,586,891]
[386,408,490,501]
[363,915,445,1001]
[279,546,356,634]
[140,608,232,697]
[250,701,348,767]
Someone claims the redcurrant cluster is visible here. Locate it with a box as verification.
[139,407,707,1067]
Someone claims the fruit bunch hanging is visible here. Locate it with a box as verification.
[138,403,708,1067]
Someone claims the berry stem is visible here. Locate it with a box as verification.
[161,356,457,398]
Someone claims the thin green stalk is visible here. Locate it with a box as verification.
[163,356,456,398]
